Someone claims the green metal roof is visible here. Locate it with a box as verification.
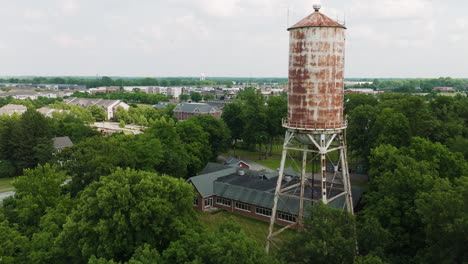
[189,167,237,198]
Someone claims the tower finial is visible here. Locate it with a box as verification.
[313,4,321,12]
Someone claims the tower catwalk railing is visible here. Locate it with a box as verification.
[265,126,354,252]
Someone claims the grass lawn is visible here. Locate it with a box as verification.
[197,210,295,251]
[136,104,155,108]
[0,177,14,193]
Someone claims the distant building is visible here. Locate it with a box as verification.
[64,97,130,119]
[205,99,234,110]
[225,157,251,169]
[147,87,182,99]
[52,136,73,153]
[344,88,381,95]
[0,104,27,115]
[173,103,221,120]
[433,87,455,92]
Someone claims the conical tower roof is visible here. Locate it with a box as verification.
[288,5,345,30]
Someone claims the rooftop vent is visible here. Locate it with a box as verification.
[238,170,245,176]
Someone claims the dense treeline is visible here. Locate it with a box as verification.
[0,108,98,177]
[222,88,288,158]
[3,76,468,92]
[0,76,228,88]
[346,93,468,165]
[0,96,63,109]
[346,77,468,92]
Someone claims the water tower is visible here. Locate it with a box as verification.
[266,4,353,252]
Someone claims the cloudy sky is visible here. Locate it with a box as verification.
[1,0,467,78]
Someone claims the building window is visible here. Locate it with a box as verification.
[204,198,213,207]
[193,197,198,206]
[235,201,251,212]
[277,212,296,223]
[255,206,272,217]
[216,197,231,207]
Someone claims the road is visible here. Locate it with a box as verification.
[0,190,15,204]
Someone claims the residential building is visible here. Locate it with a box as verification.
[433,87,455,92]
[188,163,363,227]
[64,97,130,119]
[52,136,73,152]
[173,103,221,120]
[0,104,27,115]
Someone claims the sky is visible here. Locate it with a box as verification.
[0,0,467,78]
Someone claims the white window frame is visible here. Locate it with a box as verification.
[216,197,231,207]
[255,206,272,217]
[277,212,296,223]
[234,201,251,212]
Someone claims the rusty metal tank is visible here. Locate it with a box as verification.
[285,4,346,130]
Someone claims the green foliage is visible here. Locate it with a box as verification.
[221,102,244,141]
[58,168,195,263]
[50,113,100,143]
[347,105,377,162]
[176,120,212,175]
[179,94,190,101]
[186,114,231,159]
[0,109,53,175]
[371,108,410,148]
[190,92,202,102]
[0,220,29,263]
[89,105,107,121]
[203,93,215,101]
[58,136,138,195]
[144,118,188,177]
[162,220,278,264]
[361,139,468,262]
[415,176,468,264]
[2,164,67,235]
[282,202,357,264]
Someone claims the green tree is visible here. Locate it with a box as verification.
[347,105,377,162]
[186,115,231,159]
[179,94,189,101]
[364,144,438,262]
[0,220,29,264]
[11,109,53,174]
[371,108,410,148]
[240,88,268,156]
[2,164,67,235]
[190,92,202,102]
[89,105,107,121]
[221,102,244,143]
[58,136,137,195]
[144,118,188,177]
[265,95,287,155]
[203,93,215,101]
[58,168,195,263]
[176,120,212,176]
[415,176,468,264]
[162,220,278,264]
[282,202,357,264]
